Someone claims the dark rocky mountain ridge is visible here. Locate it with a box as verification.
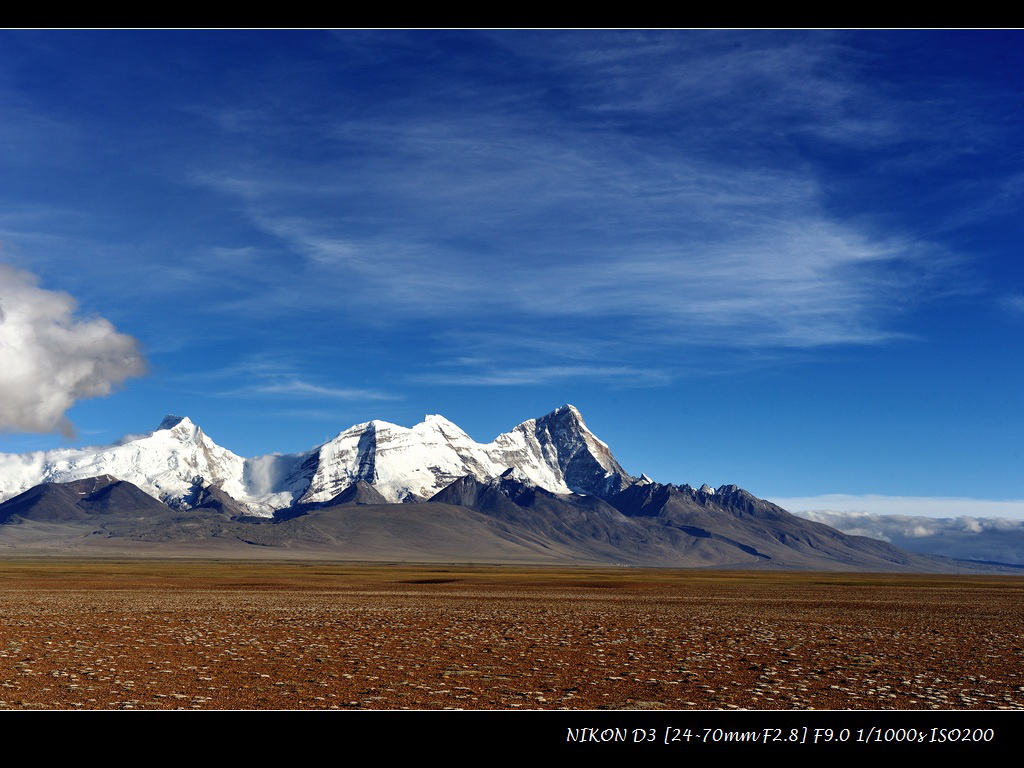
[0,472,1012,572]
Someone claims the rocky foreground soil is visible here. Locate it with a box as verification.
[0,561,1021,710]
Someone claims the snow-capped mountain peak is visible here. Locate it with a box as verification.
[0,405,635,517]
[0,413,249,511]
[281,405,633,506]
[521,403,629,497]
[158,414,190,431]
[419,413,473,440]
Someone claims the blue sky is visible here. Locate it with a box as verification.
[0,30,1022,511]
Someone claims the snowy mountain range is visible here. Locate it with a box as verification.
[0,405,1016,571]
[0,405,631,516]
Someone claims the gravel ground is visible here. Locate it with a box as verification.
[0,562,1021,710]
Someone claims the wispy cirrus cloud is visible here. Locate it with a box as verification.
[182,31,980,364]
[4,31,985,368]
[248,379,399,401]
[206,166,949,355]
[1001,295,1024,316]
[413,364,671,387]
[180,354,399,403]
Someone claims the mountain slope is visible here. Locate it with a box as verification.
[429,472,987,571]
[0,475,200,524]
[605,482,961,570]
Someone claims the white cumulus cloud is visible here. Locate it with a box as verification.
[0,264,145,436]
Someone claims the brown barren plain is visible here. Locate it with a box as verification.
[0,560,1021,711]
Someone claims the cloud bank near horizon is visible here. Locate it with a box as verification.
[789,506,1024,565]
[773,494,1024,520]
